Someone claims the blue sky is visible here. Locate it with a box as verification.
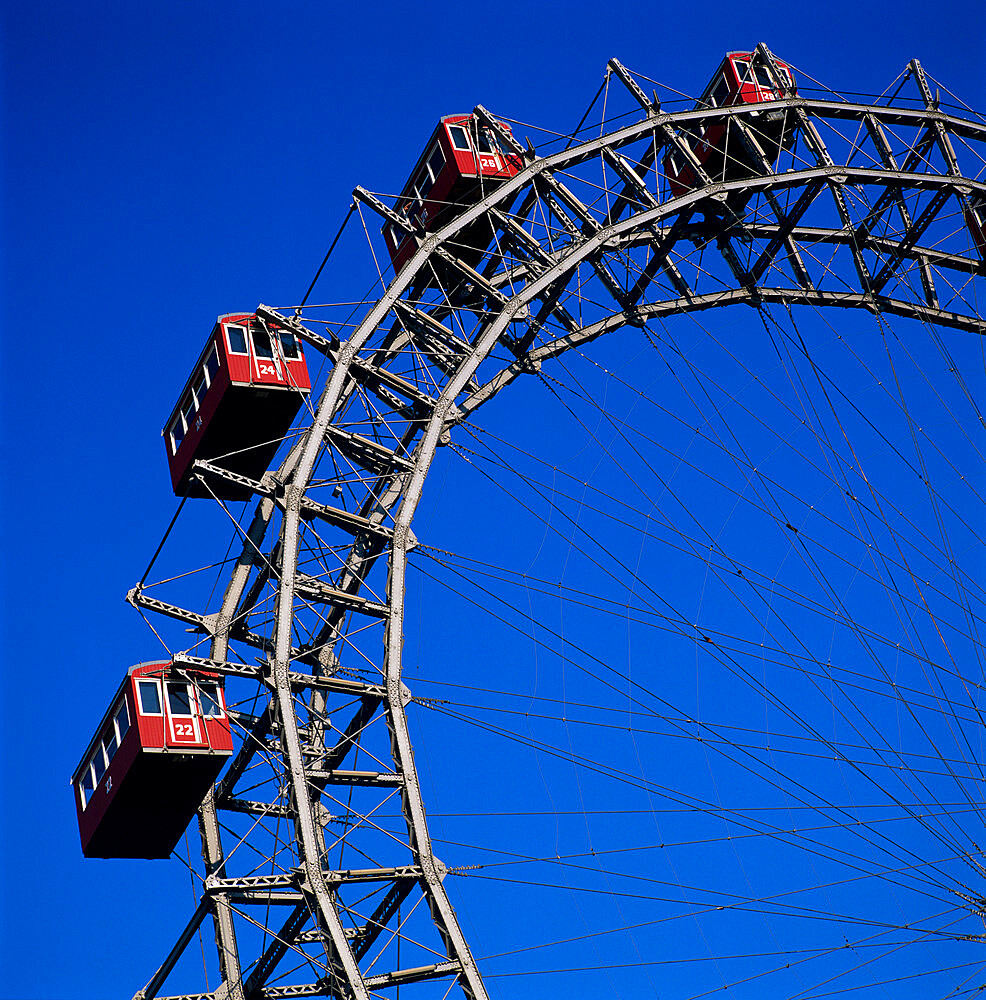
[2,2,984,997]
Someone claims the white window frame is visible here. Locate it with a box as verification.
[114,699,131,740]
[102,725,118,764]
[166,680,196,716]
[425,144,445,183]
[751,60,779,97]
[180,391,197,433]
[192,368,209,410]
[169,413,185,456]
[195,680,227,719]
[90,743,108,783]
[474,128,496,155]
[225,323,249,355]
[447,124,471,151]
[274,330,301,362]
[413,166,432,205]
[80,765,96,809]
[249,323,276,361]
[137,678,163,716]
[203,343,221,387]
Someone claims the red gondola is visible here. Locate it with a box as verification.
[72,662,234,859]
[664,49,797,200]
[382,113,523,277]
[965,195,986,259]
[164,312,311,500]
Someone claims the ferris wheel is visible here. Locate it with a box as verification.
[77,43,986,999]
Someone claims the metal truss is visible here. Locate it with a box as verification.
[131,48,985,1000]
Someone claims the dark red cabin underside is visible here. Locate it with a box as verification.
[174,383,305,499]
[82,749,229,859]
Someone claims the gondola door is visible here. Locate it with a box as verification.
[249,321,283,386]
[472,126,503,175]
[164,678,205,748]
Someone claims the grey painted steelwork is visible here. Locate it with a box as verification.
[132,50,985,999]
